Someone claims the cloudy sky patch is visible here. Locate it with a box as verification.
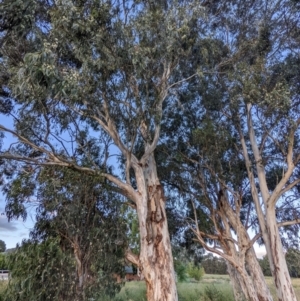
[0,216,18,232]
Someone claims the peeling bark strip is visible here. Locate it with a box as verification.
[133,152,178,301]
[146,185,165,244]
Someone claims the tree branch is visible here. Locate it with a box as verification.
[102,173,139,203]
[277,179,300,198]
[277,219,300,227]
[125,248,140,266]
[140,62,171,165]
[269,118,300,206]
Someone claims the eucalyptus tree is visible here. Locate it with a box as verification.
[158,1,300,300]
[0,1,205,300]
[231,56,300,301]
[196,1,300,300]
[4,167,126,301]
[201,1,300,300]
[159,92,273,301]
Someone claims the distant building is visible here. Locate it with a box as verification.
[0,270,9,281]
[125,266,140,281]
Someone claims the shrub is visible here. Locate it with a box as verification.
[187,263,205,281]
[175,262,188,282]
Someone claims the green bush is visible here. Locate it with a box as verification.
[0,253,7,270]
[175,262,188,282]
[187,263,205,281]
[0,281,7,301]
[204,284,234,301]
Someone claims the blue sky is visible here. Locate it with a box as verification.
[0,115,36,249]
[0,201,35,249]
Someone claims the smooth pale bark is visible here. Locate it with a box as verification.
[133,152,177,301]
[246,248,273,301]
[265,209,296,301]
[245,104,297,301]
[196,229,266,301]
[73,241,86,301]
[227,262,247,301]
[193,190,272,301]
[219,193,273,301]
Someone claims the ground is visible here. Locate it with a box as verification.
[116,274,300,301]
[1,274,300,301]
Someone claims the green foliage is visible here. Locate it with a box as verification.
[111,279,236,301]
[5,239,76,301]
[0,240,6,253]
[187,263,205,281]
[5,238,124,301]
[286,249,300,278]
[0,282,7,301]
[126,209,140,255]
[3,168,126,301]
[258,256,272,277]
[204,284,224,301]
[0,253,7,270]
[174,261,188,283]
[201,255,228,275]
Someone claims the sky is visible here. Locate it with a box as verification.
[0,202,35,249]
[0,115,36,249]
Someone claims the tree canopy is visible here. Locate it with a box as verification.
[0,240,5,253]
[0,0,300,301]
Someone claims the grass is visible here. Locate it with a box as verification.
[264,276,300,301]
[115,274,234,301]
[1,275,300,301]
[114,274,300,301]
[0,281,7,301]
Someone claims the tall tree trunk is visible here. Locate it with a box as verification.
[246,248,273,301]
[74,242,85,301]
[219,192,273,301]
[227,261,248,301]
[265,209,296,301]
[246,103,297,301]
[133,153,178,301]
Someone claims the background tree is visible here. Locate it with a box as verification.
[258,256,272,277]
[286,249,300,278]
[0,253,7,270]
[201,254,228,275]
[5,239,77,301]
[4,167,126,301]
[0,241,5,253]
[158,41,273,301]
[259,249,300,278]
[158,1,300,301]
